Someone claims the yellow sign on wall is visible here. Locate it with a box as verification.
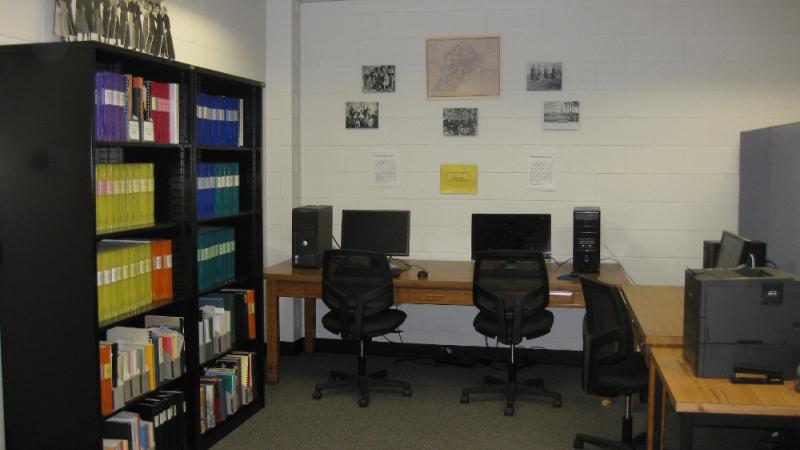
[440,164,478,194]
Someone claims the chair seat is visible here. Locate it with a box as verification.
[473,309,554,344]
[592,352,648,398]
[322,309,407,339]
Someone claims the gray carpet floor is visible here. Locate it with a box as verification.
[211,352,789,450]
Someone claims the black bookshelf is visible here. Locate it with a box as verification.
[0,41,264,450]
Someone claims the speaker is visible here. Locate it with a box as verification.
[702,240,767,268]
[573,207,600,273]
[292,205,332,268]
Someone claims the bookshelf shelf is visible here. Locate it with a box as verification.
[0,41,264,450]
[98,297,186,331]
[95,141,185,150]
[103,373,186,419]
[96,222,181,240]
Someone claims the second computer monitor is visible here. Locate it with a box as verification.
[715,230,752,268]
[471,213,551,260]
[340,210,410,256]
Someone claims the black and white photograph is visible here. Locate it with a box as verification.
[345,102,379,129]
[362,65,395,93]
[527,62,562,91]
[54,0,175,60]
[543,101,579,130]
[443,108,478,136]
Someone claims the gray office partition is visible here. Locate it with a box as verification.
[739,122,800,275]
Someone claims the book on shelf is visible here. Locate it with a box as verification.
[196,289,254,364]
[196,162,240,219]
[199,351,256,433]
[97,240,153,323]
[96,239,174,323]
[95,163,155,234]
[106,390,186,450]
[196,93,243,147]
[100,319,185,412]
[197,227,235,291]
[95,71,180,144]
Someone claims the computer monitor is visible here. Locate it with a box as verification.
[340,210,410,256]
[471,214,551,260]
[715,230,753,268]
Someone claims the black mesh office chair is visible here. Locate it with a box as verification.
[311,249,412,407]
[460,250,562,416]
[574,276,648,449]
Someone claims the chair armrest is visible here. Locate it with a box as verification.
[474,283,508,341]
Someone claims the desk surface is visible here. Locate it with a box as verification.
[622,285,684,347]
[265,259,630,308]
[652,347,800,417]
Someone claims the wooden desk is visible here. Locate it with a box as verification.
[264,259,629,383]
[622,285,685,450]
[651,347,800,450]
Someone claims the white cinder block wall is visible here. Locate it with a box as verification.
[0,1,267,446]
[297,0,800,349]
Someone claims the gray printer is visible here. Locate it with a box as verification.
[683,267,800,378]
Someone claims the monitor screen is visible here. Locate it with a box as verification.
[341,210,410,256]
[716,230,752,268]
[471,214,551,260]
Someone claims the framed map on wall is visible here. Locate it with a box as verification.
[426,35,500,99]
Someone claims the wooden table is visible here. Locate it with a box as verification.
[264,259,629,383]
[651,347,800,450]
[621,285,685,450]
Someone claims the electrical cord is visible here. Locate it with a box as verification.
[600,241,636,284]
[331,235,341,249]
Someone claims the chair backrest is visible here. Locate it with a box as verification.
[321,249,394,340]
[472,250,550,345]
[578,276,635,393]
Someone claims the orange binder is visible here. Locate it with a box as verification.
[99,343,113,415]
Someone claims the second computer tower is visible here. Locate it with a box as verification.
[292,205,332,268]
[573,207,600,273]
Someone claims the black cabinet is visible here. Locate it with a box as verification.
[0,42,264,450]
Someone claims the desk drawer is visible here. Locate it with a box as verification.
[395,288,472,305]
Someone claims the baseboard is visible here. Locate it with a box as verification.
[278,337,581,366]
[279,338,305,356]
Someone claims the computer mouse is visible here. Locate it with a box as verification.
[417,270,428,280]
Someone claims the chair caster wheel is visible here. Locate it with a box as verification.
[358,396,369,407]
[504,406,514,416]
[312,389,322,400]
[460,394,469,404]
[402,388,412,397]
[553,398,562,408]
[573,437,583,449]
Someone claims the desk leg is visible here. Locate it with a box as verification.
[266,280,280,383]
[679,414,694,450]
[647,350,657,450]
[304,297,316,353]
[651,354,665,450]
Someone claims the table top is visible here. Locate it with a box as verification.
[265,258,630,292]
[652,347,800,417]
[622,285,684,347]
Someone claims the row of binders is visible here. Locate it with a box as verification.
[95,71,180,144]
[200,351,256,434]
[97,239,174,323]
[198,289,257,364]
[103,390,186,450]
[197,163,240,219]
[197,227,236,292]
[96,163,155,234]
[196,93,244,147]
[99,316,186,416]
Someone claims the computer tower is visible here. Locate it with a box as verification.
[702,240,767,268]
[292,205,332,268]
[573,207,600,273]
